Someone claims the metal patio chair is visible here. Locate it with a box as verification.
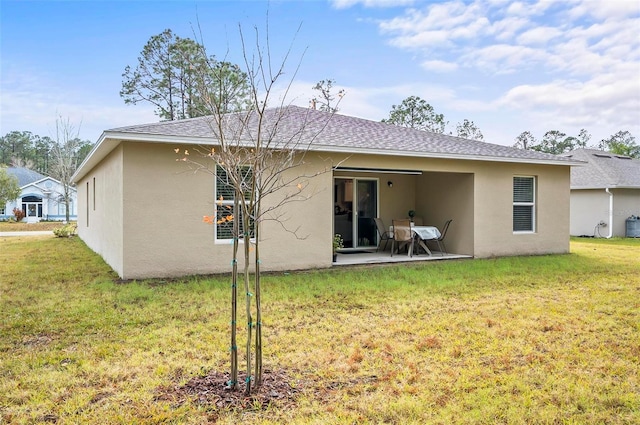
[391,219,414,257]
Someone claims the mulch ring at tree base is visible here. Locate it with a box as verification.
[156,368,304,414]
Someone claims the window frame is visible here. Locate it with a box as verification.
[513,175,536,233]
[214,165,255,243]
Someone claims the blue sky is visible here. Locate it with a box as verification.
[1,0,639,147]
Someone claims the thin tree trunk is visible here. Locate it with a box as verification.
[254,200,263,387]
[242,194,253,395]
[228,199,239,390]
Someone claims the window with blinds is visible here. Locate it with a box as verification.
[513,176,535,232]
[215,165,255,241]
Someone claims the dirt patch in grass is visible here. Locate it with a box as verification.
[157,368,303,418]
[22,334,53,347]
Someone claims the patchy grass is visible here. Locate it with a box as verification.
[1,236,638,424]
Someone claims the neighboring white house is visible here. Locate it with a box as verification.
[560,149,640,238]
[0,167,77,222]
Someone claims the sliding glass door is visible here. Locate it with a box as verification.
[334,178,378,249]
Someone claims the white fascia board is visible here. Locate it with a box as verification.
[308,144,585,167]
[72,131,226,182]
[102,131,220,145]
[32,176,65,187]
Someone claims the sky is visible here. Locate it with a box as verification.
[1,0,639,147]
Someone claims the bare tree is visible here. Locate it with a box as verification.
[175,22,342,395]
[49,117,83,222]
[311,79,345,113]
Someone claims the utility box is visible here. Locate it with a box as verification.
[626,216,640,238]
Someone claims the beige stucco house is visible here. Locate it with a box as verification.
[560,149,640,238]
[72,106,582,279]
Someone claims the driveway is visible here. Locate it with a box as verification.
[0,231,54,237]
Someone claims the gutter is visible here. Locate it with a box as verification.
[605,188,613,239]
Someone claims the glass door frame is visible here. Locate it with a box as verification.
[334,176,380,250]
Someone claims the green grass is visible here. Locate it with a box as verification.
[1,236,639,424]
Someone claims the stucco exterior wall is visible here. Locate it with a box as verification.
[416,172,474,256]
[615,189,640,236]
[471,162,570,257]
[76,145,124,276]
[119,142,332,279]
[77,142,572,279]
[570,188,640,237]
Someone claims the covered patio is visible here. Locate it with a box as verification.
[333,166,475,260]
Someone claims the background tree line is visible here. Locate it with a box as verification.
[513,129,639,158]
[0,129,93,175]
[378,95,639,158]
[120,28,639,159]
[0,119,93,221]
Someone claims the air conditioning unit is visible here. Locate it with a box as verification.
[626,216,640,238]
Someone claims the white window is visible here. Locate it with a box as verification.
[215,165,254,241]
[513,176,535,232]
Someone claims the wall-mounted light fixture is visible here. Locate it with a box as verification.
[387,181,393,188]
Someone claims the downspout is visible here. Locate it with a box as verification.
[605,188,613,239]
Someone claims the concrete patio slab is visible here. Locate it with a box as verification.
[333,250,471,266]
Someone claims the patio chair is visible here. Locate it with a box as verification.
[373,218,392,252]
[391,219,414,257]
[427,219,452,255]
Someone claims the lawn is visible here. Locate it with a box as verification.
[1,236,638,424]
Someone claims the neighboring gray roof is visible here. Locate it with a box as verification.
[560,149,640,189]
[6,167,47,187]
[74,106,581,182]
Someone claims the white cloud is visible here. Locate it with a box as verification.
[421,59,458,72]
[504,1,529,17]
[377,0,639,76]
[569,0,640,20]
[461,44,550,73]
[368,0,640,143]
[330,0,415,9]
[488,16,530,41]
[504,0,556,18]
[516,26,562,45]
[499,71,640,137]
[380,1,484,36]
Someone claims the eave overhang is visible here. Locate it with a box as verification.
[72,131,585,183]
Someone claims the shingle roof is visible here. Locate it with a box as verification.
[560,149,640,189]
[106,106,576,164]
[6,167,46,187]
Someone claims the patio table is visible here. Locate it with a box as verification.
[389,225,441,255]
